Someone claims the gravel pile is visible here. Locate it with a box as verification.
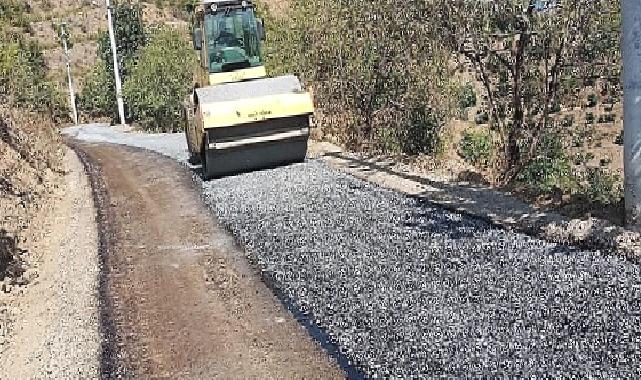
[69,125,641,377]
[202,162,641,378]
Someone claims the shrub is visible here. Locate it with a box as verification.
[578,167,622,205]
[585,112,595,124]
[459,128,492,167]
[77,62,116,120]
[517,133,574,194]
[598,113,615,124]
[123,27,195,132]
[459,83,477,109]
[397,106,444,155]
[261,0,456,154]
[0,33,68,120]
[561,115,574,128]
[615,130,623,146]
[474,111,489,125]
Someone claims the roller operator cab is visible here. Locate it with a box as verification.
[184,0,314,179]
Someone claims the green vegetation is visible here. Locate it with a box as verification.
[78,0,193,131]
[79,0,146,122]
[517,133,574,194]
[459,83,477,109]
[459,128,492,167]
[123,27,195,132]
[77,62,116,119]
[436,0,621,184]
[0,1,68,120]
[262,0,458,154]
[578,167,622,205]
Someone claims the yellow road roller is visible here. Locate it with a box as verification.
[184,0,314,179]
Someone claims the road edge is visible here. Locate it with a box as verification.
[67,142,125,379]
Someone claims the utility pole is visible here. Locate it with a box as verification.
[622,0,641,230]
[105,0,126,127]
[59,22,78,125]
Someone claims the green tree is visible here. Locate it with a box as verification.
[97,0,147,78]
[436,0,621,184]
[82,0,147,121]
[123,27,195,132]
[0,14,68,120]
[77,62,116,119]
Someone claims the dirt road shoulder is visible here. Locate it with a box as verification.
[0,148,100,379]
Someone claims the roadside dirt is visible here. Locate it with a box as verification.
[78,142,343,379]
[0,149,100,379]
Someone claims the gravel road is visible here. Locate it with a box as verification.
[66,125,641,378]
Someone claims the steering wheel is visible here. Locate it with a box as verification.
[215,34,244,48]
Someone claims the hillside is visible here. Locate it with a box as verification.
[25,0,189,92]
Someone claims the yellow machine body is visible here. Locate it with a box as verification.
[185,0,313,179]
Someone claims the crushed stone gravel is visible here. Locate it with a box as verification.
[66,125,641,377]
[0,150,100,379]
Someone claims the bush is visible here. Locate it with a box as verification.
[397,106,443,155]
[77,62,116,120]
[123,27,195,132]
[598,113,615,124]
[0,32,68,120]
[459,128,492,167]
[262,0,456,153]
[585,112,595,124]
[459,83,477,109]
[615,130,623,146]
[561,115,574,129]
[474,111,489,125]
[517,133,574,194]
[578,167,622,205]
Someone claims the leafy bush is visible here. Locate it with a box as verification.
[459,128,492,167]
[123,27,195,132]
[459,83,477,109]
[615,130,623,146]
[397,106,444,155]
[578,167,622,205]
[474,111,489,125]
[77,62,116,120]
[517,133,574,194]
[585,112,595,124]
[0,27,68,120]
[561,115,574,128]
[262,0,456,154]
[598,113,615,124]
